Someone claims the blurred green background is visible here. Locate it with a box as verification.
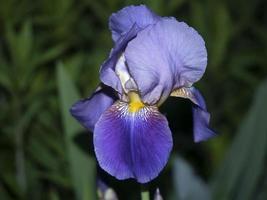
[0,0,267,199]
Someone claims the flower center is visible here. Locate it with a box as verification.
[128,92,145,113]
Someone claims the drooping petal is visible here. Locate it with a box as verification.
[100,24,139,94]
[171,87,216,142]
[70,86,117,132]
[125,18,207,105]
[94,101,173,183]
[109,5,160,42]
[102,5,161,94]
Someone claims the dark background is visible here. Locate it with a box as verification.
[0,0,267,199]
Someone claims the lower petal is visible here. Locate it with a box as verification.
[94,101,173,183]
[171,87,216,142]
[70,86,117,132]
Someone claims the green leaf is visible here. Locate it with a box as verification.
[173,155,211,200]
[32,43,68,67]
[49,189,60,200]
[190,1,207,35]
[27,130,65,172]
[211,79,267,200]
[208,3,232,68]
[0,185,11,200]
[6,21,33,67]
[39,172,71,188]
[1,172,22,198]
[56,62,96,200]
[0,63,12,90]
[166,0,186,13]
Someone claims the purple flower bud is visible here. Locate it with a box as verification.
[154,188,163,200]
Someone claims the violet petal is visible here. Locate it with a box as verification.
[94,101,173,183]
[171,87,216,142]
[70,86,117,132]
[100,24,139,94]
[109,5,160,42]
[125,18,207,105]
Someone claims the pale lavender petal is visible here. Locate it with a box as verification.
[97,180,118,200]
[109,5,160,42]
[125,18,207,105]
[154,188,163,200]
[100,24,139,94]
[94,101,173,183]
[70,86,117,132]
[171,87,216,142]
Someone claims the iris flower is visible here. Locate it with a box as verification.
[70,5,216,183]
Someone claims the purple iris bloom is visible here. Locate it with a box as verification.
[70,5,216,183]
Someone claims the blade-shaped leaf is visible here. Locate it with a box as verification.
[211,79,267,200]
[6,21,33,67]
[173,155,211,200]
[57,63,96,200]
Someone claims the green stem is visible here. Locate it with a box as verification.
[13,96,27,194]
[141,190,149,200]
[15,127,26,193]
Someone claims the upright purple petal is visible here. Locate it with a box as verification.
[109,5,160,42]
[94,101,173,183]
[171,87,216,142]
[125,18,207,105]
[70,86,117,132]
[100,24,139,94]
